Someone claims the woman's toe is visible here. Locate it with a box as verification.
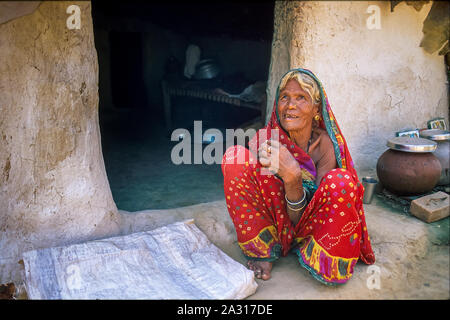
[261,271,271,280]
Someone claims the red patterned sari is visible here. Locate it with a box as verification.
[221,68,375,285]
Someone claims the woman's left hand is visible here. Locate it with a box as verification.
[258,140,301,183]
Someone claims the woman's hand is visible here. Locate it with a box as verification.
[258,139,301,183]
[258,140,305,224]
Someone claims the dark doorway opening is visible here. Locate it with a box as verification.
[92,1,274,211]
[110,31,147,109]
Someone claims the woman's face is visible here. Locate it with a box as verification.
[277,79,318,133]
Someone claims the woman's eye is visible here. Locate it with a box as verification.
[297,95,305,100]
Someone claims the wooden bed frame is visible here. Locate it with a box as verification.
[161,79,266,132]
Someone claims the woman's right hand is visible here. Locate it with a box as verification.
[258,139,301,184]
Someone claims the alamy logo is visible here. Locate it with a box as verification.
[66,5,81,30]
[366,5,381,30]
[366,265,381,290]
[65,264,82,290]
[170,121,280,175]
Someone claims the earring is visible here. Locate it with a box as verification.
[314,114,321,121]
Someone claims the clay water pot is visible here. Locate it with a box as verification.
[376,137,441,196]
[419,129,450,186]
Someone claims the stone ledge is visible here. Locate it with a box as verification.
[2,198,448,299]
[118,198,449,299]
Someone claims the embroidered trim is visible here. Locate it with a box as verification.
[301,168,315,182]
[238,225,282,260]
[295,236,358,284]
[317,220,360,251]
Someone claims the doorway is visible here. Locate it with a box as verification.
[110,31,147,109]
[91,1,275,211]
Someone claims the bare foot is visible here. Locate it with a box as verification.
[247,260,273,280]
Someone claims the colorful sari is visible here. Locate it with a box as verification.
[221,68,375,285]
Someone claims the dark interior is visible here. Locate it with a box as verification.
[91,0,275,211]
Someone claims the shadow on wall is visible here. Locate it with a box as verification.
[392,0,450,56]
[0,2,40,24]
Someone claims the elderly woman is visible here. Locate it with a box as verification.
[221,68,375,285]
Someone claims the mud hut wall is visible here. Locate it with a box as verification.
[267,1,449,174]
[0,1,120,283]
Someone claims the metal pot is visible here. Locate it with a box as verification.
[376,137,441,195]
[419,129,450,186]
[193,59,220,80]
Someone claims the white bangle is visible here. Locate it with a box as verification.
[285,189,306,206]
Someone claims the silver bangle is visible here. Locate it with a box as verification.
[287,201,306,211]
[285,189,306,206]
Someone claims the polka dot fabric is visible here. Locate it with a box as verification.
[221,68,375,285]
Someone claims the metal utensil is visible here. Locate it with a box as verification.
[194,59,220,80]
[386,136,437,153]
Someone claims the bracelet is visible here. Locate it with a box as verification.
[285,189,307,212]
[287,201,306,211]
[285,189,306,206]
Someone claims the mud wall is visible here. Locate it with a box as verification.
[0,1,120,283]
[267,1,449,174]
